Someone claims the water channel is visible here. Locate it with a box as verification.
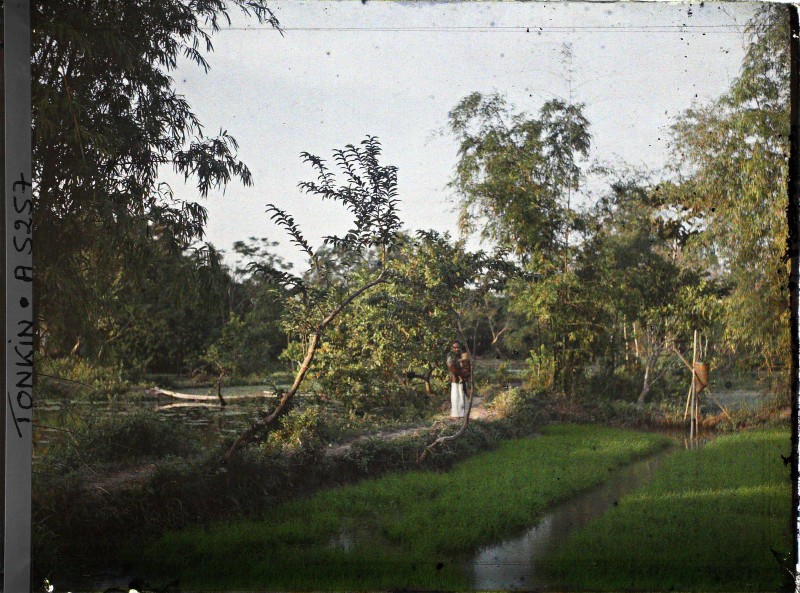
[469,448,671,591]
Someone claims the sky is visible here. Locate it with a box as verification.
[160,0,760,272]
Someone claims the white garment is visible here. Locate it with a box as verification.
[450,382,467,417]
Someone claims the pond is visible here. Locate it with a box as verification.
[32,385,283,453]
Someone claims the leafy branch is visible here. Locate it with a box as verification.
[223,137,403,462]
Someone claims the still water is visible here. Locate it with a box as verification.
[33,385,278,451]
[469,450,669,591]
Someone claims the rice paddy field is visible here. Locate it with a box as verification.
[539,428,793,591]
[135,424,670,591]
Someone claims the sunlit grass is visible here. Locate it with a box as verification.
[539,429,792,591]
[137,424,670,590]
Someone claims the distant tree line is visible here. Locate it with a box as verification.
[33,1,791,414]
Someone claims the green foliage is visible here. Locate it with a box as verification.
[448,92,591,258]
[203,308,285,379]
[203,314,249,377]
[102,242,231,374]
[37,356,131,399]
[667,5,790,377]
[307,230,519,413]
[253,136,403,304]
[55,411,199,467]
[254,137,404,345]
[32,0,278,365]
[488,387,526,417]
[267,407,331,457]
[222,137,408,458]
[569,174,726,402]
[447,91,601,396]
[525,345,556,391]
[542,429,792,591]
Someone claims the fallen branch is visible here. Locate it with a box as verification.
[417,381,475,464]
[146,387,270,401]
[154,402,221,411]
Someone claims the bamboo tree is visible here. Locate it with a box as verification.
[668,5,791,379]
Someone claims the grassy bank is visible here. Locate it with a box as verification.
[137,425,670,591]
[540,428,793,591]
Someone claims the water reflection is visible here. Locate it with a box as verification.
[470,451,669,591]
[33,386,278,451]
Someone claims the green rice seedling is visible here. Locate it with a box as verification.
[540,429,792,591]
[138,425,669,590]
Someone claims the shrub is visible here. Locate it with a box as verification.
[489,387,541,415]
[525,345,555,391]
[54,411,199,467]
[489,387,526,417]
[267,406,332,458]
[37,357,131,400]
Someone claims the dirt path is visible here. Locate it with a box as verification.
[326,395,494,457]
[84,396,495,493]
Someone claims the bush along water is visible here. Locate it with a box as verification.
[37,357,132,400]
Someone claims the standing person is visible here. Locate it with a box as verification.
[446,341,469,418]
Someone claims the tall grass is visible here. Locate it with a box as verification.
[137,425,670,590]
[540,428,792,591]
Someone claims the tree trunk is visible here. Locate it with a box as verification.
[623,321,628,363]
[216,372,227,407]
[637,359,652,404]
[407,368,433,395]
[223,332,320,462]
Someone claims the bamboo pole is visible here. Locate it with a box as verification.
[689,330,697,438]
[672,344,731,422]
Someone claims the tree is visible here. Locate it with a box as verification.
[304,234,452,413]
[447,92,591,263]
[577,176,722,403]
[447,92,592,397]
[32,0,279,356]
[288,228,515,422]
[223,137,402,461]
[102,240,231,374]
[210,237,292,374]
[668,5,791,379]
